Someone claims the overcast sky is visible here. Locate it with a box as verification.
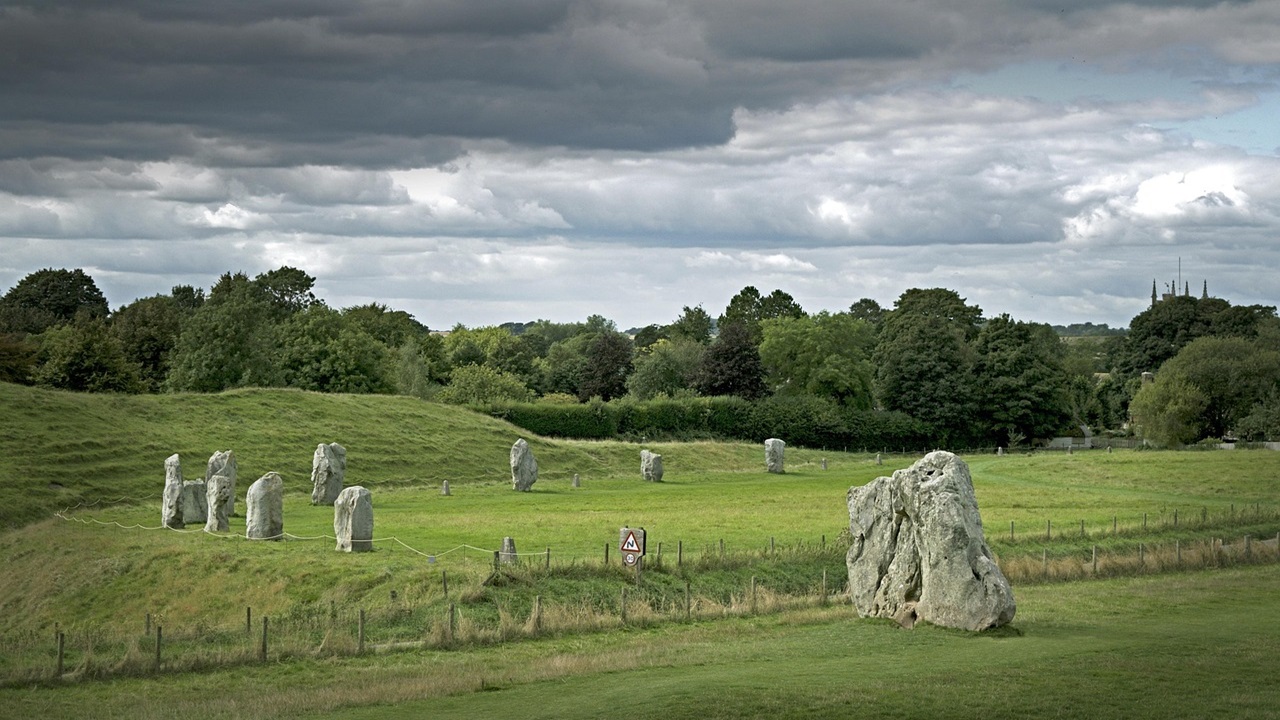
[3,1,1279,331]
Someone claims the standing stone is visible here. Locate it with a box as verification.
[310,442,347,506]
[500,536,518,564]
[641,449,664,482]
[245,472,284,540]
[441,480,451,496]
[997,446,1004,456]
[876,453,882,466]
[204,474,232,533]
[510,439,538,492]
[822,458,828,471]
[765,438,785,474]
[182,480,208,524]
[845,451,1016,631]
[161,454,184,529]
[572,473,581,488]
[205,450,237,518]
[334,486,373,552]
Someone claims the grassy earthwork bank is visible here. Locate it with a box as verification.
[3,382,1280,717]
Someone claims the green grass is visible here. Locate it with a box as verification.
[5,383,1280,716]
[4,565,1279,719]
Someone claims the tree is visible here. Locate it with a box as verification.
[848,298,885,329]
[254,266,317,318]
[873,288,982,445]
[0,333,36,383]
[343,303,429,347]
[971,315,1072,443]
[626,338,705,400]
[438,364,535,405]
[759,312,875,408]
[33,318,142,393]
[697,321,766,400]
[535,334,592,396]
[109,295,182,392]
[1115,296,1276,376]
[631,324,668,350]
[578,330,633,401]
[272,305,393,393]
[170,285,205,312]
[0,268,108,335]
[668,305,714,344]
[1143,336,1280,440]
[1129,375,1209,447]
[718,286,805,343]
[166,276,276,392]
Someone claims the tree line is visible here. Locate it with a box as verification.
[1,266,1277,447]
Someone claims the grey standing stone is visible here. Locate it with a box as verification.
[162,454,184,529]
[510,439,538,491]
[205,450,237,518]
[765,438,785,474]
[500,536,518,564]
[997,446,1004,456]
[845,451,1016,631]
[182,480,208,524]
[876,453,882,466]
[310,442,347,506]
[245,472,284,540]
[641,449,664,482]
[204,474,233,533]
[334,486,373,552]
[572,473,581,488]
[441,480,451,496]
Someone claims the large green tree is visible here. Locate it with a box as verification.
[718,286,805,343]
[971,315,1072,443]
[759,311,876,408]
[33,318,143,393]
[697,321,767,400]
[166,274,276,392]
[1116,295,1276,376]
[578,330,633,401]
[272,305,393,393]
[667,305,714,344]
[873,288,982,445]
[109,295,183,392]
[0,268,108,335]
[626,338,705,400]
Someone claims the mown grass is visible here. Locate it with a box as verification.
[4,565,1279,719]
[6,382,1280,716]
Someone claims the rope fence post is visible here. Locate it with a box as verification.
[684,580,691,619]
[678,540,683,567]
[246,606,252,635]
[442,570,449,599]
[145,612,151,636]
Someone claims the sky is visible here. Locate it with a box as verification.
[2,1,1279,331]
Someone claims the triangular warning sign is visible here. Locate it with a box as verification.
[621,531,641,553]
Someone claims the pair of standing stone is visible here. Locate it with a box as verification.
[309,442,372,551]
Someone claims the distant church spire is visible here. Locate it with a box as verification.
[1184,281,1190,296]
[1152,279,1158,308]
[1202,280,1208,299]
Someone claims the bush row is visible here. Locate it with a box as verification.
[480,395,933,450]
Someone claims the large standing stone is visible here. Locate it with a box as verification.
[310,442,347,506]
[204,474,233,533]
[334,486,373,552]
[182,480,208,524]
[845,451,1016,631]
[245,472,284,540]
[205,450,237,518]
[161,454,184,529]
[765,438,785,474]
[510,439,538,492]
[640,449,664,482]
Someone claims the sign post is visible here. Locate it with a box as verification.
[619,526,646,584]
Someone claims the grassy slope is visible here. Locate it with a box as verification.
[6,565,1279,719]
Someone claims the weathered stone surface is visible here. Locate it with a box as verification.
[334,486,373,552]
[510,439,538,492]
[181,480,208,524]
[245,472,284,540]
[441,480,451,496]
[640,449,664,482]
[310,442,347,506]
[204,474,232,533]
[765,438,785,474]
[500,536,518,564]
[162,454,184,529]
[845,451,1015,631]
[205,450,237,517]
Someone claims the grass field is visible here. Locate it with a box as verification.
[3,383,1280,717]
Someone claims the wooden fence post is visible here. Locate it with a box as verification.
[358,609,365,654]
[448,603,456,643]
[1091,545,1098,574]
[1139,543,1145,566]
[533,595,543,632]
[155,626,162,671]
[821,569,828,605]
[246,606,252,635]
[56,631,64,679]
[604,543,610,566]
[750,576,757,614]
[145,612,151,636]
[678,540,683,567]
[545,547,551,570]
[442,570,449,599]
[684,580,691,619]
[1046,519,1051,540]
[259,617,268,662]
[1042,549,1048,578]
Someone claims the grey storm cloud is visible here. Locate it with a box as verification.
[2,0,1280,330]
